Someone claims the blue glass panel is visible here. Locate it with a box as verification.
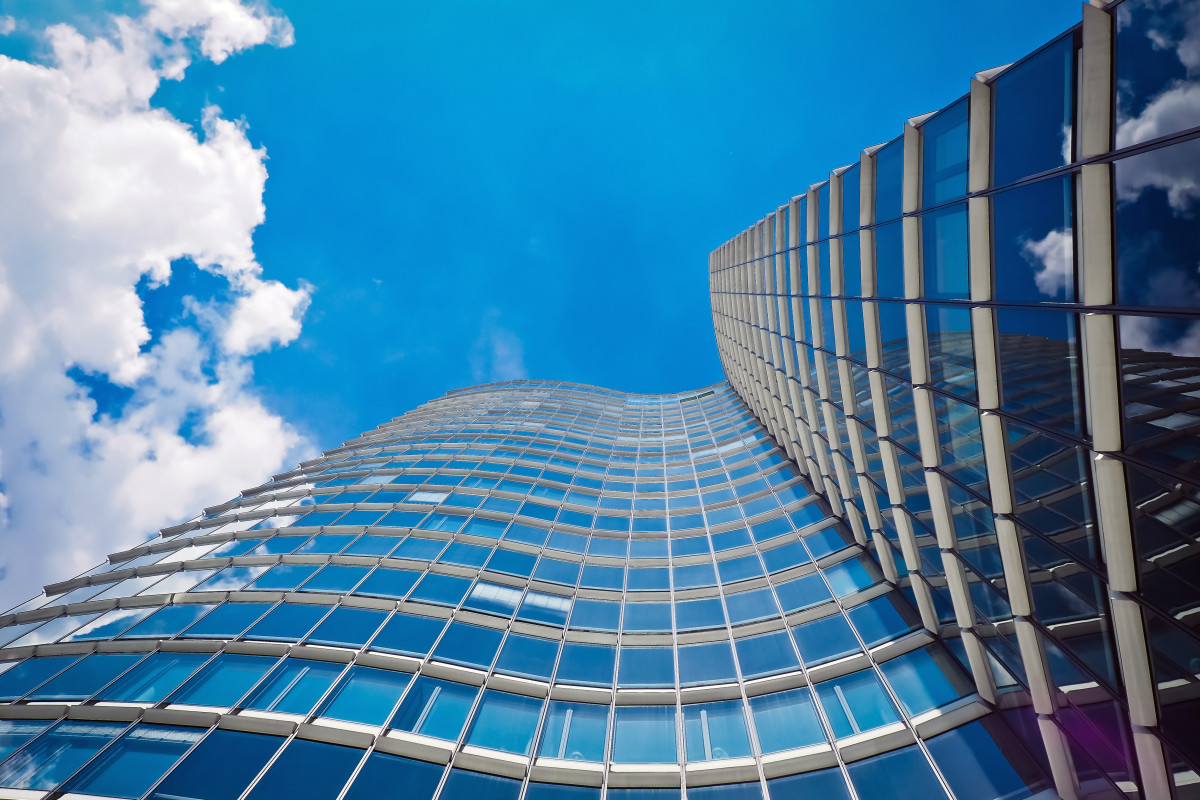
[927,719,1051,800]
[432,622,503,668]
[623,602,672,632]
[617,647,674,688]
[342,534,402,556]
[875,139,903,223]
[677,640,737,686]
[62,724,203,799]
[926,304,976,401]
[369,612,446,656]
[98,652,210,703]
[793,614,861,666]
[28,653,143,701]
[245,738,361,800]
[1115,0,1200,146]
[569,597,620,630]
[842,164,861,234]
[249,564,320,591]
[465,690,542,754]
[318,666,411,726]
[181,602,272,638]
[342,752,443,800]
[538,701,608,761]
[300,564,371,593]
[556,641,615,686]
[406,573,472,606]
[993,175,1075,304]
[495,633,559,680]
[192,565,269,592]
[63,606,156,641]
[0,720,124,790]
[440,770,521,800]
[244,658,345,715]
[879,646,967,715]
[749,687,825,753]
[674,596,726,630]
[845,744,951,799]
[767,767,852,799]
[486,548,537,578]
[823,558,879,597]
[389,677,478,740]
[683,700,752,761]
[306,607,387,648]
[773,573,832,612]
[814,669,901,738]
[922,204,969,300]
[847,594,918,647]
[993,35,1075,186]
[517,590,572,626]
[923,99,969,205]
[735,631,800,678]
[170,654,276,707]
[440,542,491,567]
[148,730,283,800]
[612,706,677,764]
[124,603,216,638]
[0,655,79,701]
[245,603,329,642]
[526,783,602,800]
[724,586,779,624]
[0,720,50,763]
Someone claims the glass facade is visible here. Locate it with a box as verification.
[710,1,1200,798]
[0,1,1197,798]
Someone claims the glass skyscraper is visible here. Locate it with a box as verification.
[0,0,1197,798]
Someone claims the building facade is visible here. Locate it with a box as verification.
[0,0,1197,798]
[709,0,1200,798]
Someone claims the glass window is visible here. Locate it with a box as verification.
[538,701,608,761]
[356,567,419,600]
[844,744,951,799]
[389,677,477,741]
[846,594,918,647]
[495,633,559,681]
[749,688,826,753]
[774,572,832,613]
[518,590,572,626]
[724,586,779,624]
[249,564,319,591]
[879,645,970,715]
[994,175,1075,304]
[465,690,542,755]
[735,630,800,679]
[62,724,203,799]
[993,35,1075,186]
[98,652,209,703]
[674,596,726,630]
[317,666,411,726]
[618,647,674,687]
[877,300,910,379]
[875,139,904,223]
[526,783,601,800]
[342,752,443,800]
[556,641,615,686]
[926,719,1052,800]
[767,767,853,800]
[370,612,446,657]
[408,573,472,606]
[0,720,51,762]
[677,640,737,686]
[244,738,362,800]
[28,653,143,701]
[682,700,751,761]
[0,655,79,701]
[923,99,969,206]
[996,307,1083,435]
[842,164,861,234]
[926,304,976,401]
[147,730,283,800]
[611,706,678,764]
[300,564,371,593]
[922,204,969,299]
[1115,0,1200,148]
[440,770,521,800]
[62,606,156,641]
[569,598,620,630]
[182,602,272,638]
[245,602,329,642]
[432,621,503,668]
[124,603,216,638]
[823,557,880,597]
[814,669,901,738]
[192,564,269,592]
[244,658,345,715]
[792,613,861,665]
[170,654,276,708]
[623,602,672,632]
[306,606,387,648]
[0,720,124,790]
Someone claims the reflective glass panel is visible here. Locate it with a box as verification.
[993,35,1075,186]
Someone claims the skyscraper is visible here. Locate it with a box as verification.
[0,1,1196,799]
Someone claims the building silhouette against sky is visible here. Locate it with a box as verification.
[0,0,1198,798]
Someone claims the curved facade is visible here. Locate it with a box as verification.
[0,383,1045,799]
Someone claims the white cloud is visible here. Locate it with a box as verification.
[1021,227,1074,298]
[0,2,314,609]
[0,16,16,36]
[470,309,529,383]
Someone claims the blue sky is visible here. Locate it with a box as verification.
[0,0,1083,606]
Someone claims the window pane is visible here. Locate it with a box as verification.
[792,614,860,666]
[0,720,51,762]
[736,631,800,678]
[148,730,283,800]
[389,677,478,740]
[926,719,1053,800]
[0,720,124,790]
[612,706,678,764]
[343,752,443,800]
[677,640,737,686]
[879,646,970,715]
[124,603,216,638]
[181,602,272,638]
[245,738,362,800]
[556,641,615,686]
[1115,0,1200,147]
[28,653,143,701]
[996,307,1083,435]
[682,701,751,761]
[875,139,904,223]
[62,724,203,799]
[440,770,521,800]
[845,745,951,799]
[993,35,1075,186]
[926,304,976,401]
[369,612,446,657]
[98,652,210,703]
[432,622,503,668]
[617,647,674,688]
[993,175,1075,303]
[0,655,79,701]
[495,633,559,681]
[923,99,969,205]
[922,204,969,300]
[317,666,411,726]
[245,602,329,642]
[306,606,387,648]
[748,688,826,753]
[767,767,853,800]
[537,701,608,762]
[170,654,276,708]
[465,690,542,755]
[814,669,900,738]
[244,658,345,715]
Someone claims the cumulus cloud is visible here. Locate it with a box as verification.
[470,309,530,383]
[1021,228,1074,298]
[0,16,16,36]
[0,1,314,609]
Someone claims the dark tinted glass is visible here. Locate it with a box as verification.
[993,175,1075,303]
[149,730,282,800]
[873,222,904,298]
[993,35,1075,186]
[1115,0,1200,147]
[923,99,969,205]
[996,308,1083,435]
[875,139,904,222]
[842,165,861,233]
[922,204,969,299]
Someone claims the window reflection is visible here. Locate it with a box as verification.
[923,99,969,206]
[993,35,1076,186]
[1116,0,1200,148]
[993,175,1075,303]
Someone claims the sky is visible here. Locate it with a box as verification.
[0,0,1083,608]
